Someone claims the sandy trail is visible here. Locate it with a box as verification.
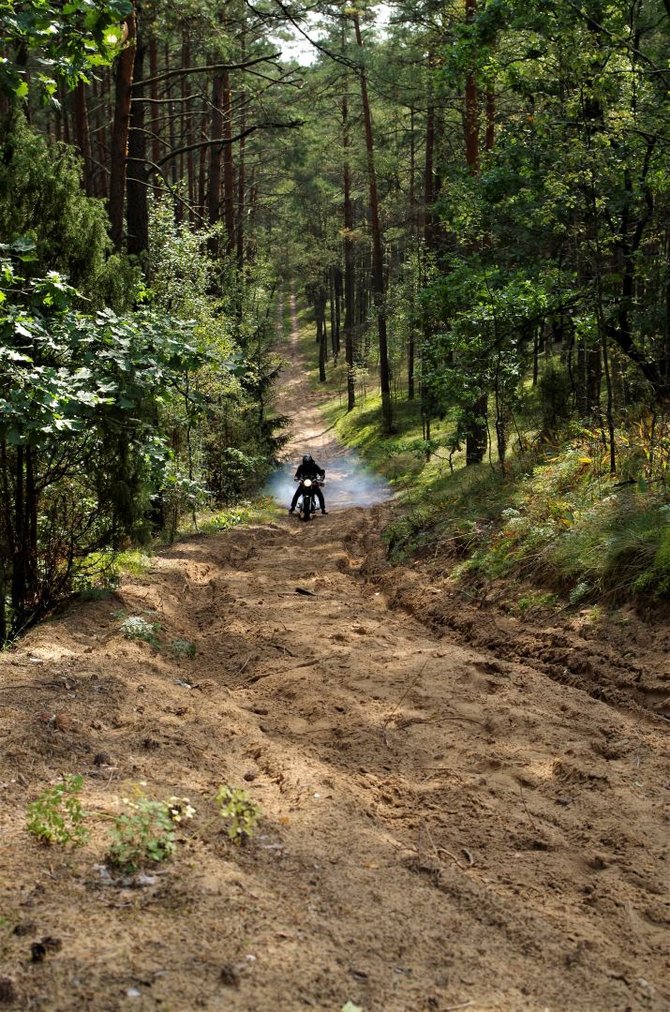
[0,307,668,1012]
[279,293,345,461]
[265,295,391,511]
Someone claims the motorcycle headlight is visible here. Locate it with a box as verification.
[303,478,312,487]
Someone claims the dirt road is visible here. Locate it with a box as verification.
[0,305,668,1011]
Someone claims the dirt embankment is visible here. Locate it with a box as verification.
[359,506,670,722]
[0,298,668,1011]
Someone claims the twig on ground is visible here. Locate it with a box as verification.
[0,683,64,691]
[419,824,475,872]
[383,659,430,731]
[281,653,338,672]
[461,847,475,866]
[436,846,469,871]
[434,714,485,726]
[519,784,539,832]
[444,1002,475,1011]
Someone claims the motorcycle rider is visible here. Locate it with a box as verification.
[289,454,327,514]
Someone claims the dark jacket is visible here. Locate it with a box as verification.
[295,460,325,481]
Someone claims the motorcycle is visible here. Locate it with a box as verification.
[294,476,325,522]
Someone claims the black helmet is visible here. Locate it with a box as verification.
[302,454,313,464]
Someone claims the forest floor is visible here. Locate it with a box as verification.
[0,301,668,1012]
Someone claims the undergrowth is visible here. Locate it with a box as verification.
[385,440,670,604]
[179,498,277,536]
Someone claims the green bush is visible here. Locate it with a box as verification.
[26,775,88,846]
[108,797,176,871]
[215,786,260,845]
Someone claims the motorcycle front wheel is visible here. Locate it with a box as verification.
[302,495,312,521]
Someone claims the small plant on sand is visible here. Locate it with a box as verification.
[170,637,196,659]
[26,775,88,846]
[119,614,161,648]
[108,796,176,871]
[215,786,260,844]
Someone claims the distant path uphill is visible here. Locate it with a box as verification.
[0,305,667,1011]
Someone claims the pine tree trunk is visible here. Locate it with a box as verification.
[464,0,479,175]
[342,81,356,412]
[464,0,487,465]
[352,12,393,434]
[109,8,136,249]
[149,37,161,200]
[73,82,94,195]
[126,38,148,255]
[222,67,236,255]
[236,99,246,266]
[198,104,208,220]
[408,104,416,400]
[182,33,196,220]
[209,72,224,234]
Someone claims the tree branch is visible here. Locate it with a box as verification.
[127,120,303,169]
[132,54,282,91]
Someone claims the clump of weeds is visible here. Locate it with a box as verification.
[26,775,89,847]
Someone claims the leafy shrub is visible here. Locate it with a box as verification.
[26,775,88,846]
[215,786,260,844]
[108,797,176,871]
[171,638,196,659]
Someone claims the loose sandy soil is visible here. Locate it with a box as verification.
[0,301,668,1012]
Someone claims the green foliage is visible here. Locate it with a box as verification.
[384,434,670,603]
[215,785,260,845]
[0,239,210,638]
[0,117,115,295]
[170,638,196,659]
[115,550,153,577]
[26,774,88,846]
[189,499,277,536]
[0,0,132,102]
[146,200,283,523]
[108,796,176,872]
[72,548,152,594]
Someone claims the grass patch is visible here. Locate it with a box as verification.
[179,497,278,537]
[385,441,670,604]
[321,392,466,490]
[73,548,153,594]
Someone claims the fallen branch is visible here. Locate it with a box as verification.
[0,682,64,691]
[383,659,430,729]
[282,653,338,672]
[434,714,485,727]
[519,784,539,832]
